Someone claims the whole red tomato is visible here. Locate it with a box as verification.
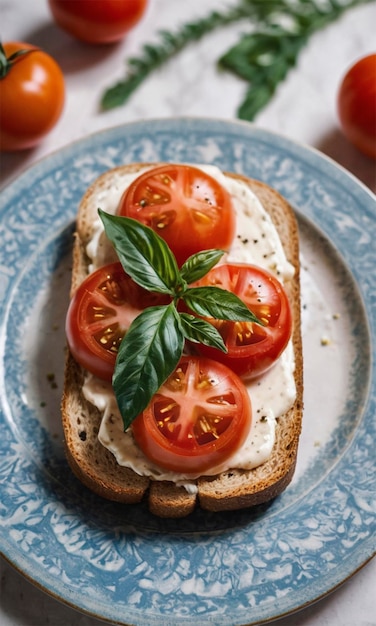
[48,0,148,44]
[0,42,65,152]
[337,53,376,159]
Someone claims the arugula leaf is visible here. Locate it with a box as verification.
[99,209,181,295]
[179,313,226,352]
[184,286,260,323]
[113,304,184,430]
[180,248,225,284]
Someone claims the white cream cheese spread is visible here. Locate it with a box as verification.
[82,164,297,490]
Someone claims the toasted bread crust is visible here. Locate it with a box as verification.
[62,163,303,517]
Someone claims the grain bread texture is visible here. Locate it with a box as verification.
[61,163,303,518]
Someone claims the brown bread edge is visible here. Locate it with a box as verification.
[61,164,303,518]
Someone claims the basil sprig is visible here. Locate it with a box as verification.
[99,209,261,430]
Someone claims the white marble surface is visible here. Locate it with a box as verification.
[0,0,375,624]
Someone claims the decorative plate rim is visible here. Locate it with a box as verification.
[0,117,375,626]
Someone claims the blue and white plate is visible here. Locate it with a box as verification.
[0,119,375,626]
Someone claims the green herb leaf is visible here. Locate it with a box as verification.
[100,5,252,110]
[99,210,181,295]
[100,0,372,120]
[219,30,307,120]
[113,304,184,430]
[97,201,267,431]
[180,248,225,284]
[99,201,265,428]
[184,286,261,324]
[179,313,227,352]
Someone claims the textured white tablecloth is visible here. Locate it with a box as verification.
[1,1,375,624]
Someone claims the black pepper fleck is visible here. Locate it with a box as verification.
[46,373,58,389]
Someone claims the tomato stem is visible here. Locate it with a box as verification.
[0,42,36,79]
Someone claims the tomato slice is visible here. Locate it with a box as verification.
[131,356,252,474]
[118,164,236,266]
[66,262,168,381]
[191,264,292,379]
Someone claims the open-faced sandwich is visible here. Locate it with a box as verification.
[62,163,303,518]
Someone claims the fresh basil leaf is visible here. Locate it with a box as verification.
[179,313,227,352]
[113,304,184,430]
[184,286,261,323]
[99,209,181,294]
[180,249,225,284]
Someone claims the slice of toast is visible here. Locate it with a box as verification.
[61,164,303,518]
